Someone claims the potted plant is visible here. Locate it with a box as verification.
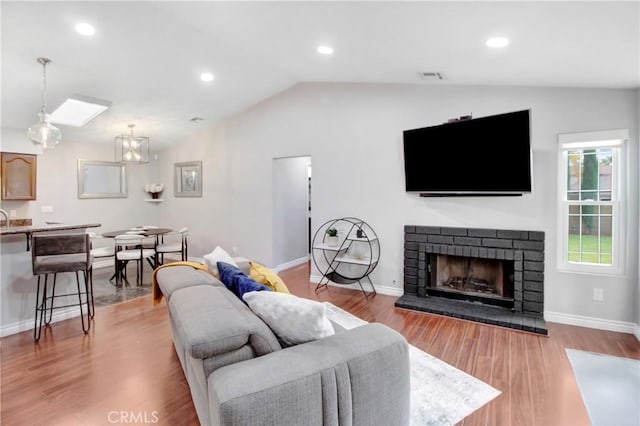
[326,228,339,247]
[144,183,164,199]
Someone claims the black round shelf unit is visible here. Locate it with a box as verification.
[311,217,379,298]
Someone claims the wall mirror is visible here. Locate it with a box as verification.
[77,159,127,199]
[174,161,202,197]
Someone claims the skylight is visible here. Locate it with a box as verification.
[486,37,509,48]
[49,95,111,127]
[75,23,95,36]
[317,45,334,55]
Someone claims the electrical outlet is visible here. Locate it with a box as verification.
[41,205,54,213]
[232,246,237,255]
[593,288,604,302]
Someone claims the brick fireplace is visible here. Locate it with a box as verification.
[395,226,548,334]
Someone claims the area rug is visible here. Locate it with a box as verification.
[324,303,501,426]
[566,348,640,426]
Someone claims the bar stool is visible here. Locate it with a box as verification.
[31,233,93,341]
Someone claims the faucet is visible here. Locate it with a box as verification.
[0,209,9,228]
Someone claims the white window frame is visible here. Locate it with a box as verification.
[557,129,628,276]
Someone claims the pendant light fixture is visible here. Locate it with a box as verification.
[27,57,62,149]
[114,124,150,164]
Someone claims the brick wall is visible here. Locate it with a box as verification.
[404,226,545,316]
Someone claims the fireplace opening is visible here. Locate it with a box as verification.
[428,254,514,309]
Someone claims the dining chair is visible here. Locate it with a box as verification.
[31,233,93,341]
[155,227,189,264]
[88,231,116,288]
[114,234,156,287]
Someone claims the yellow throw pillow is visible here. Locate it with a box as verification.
[249,262,290,294]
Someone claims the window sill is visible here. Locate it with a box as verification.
[557,265,626,278]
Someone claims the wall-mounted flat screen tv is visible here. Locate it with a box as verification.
[403,109,532,196]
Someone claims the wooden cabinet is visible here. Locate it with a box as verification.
[1,153,37,200]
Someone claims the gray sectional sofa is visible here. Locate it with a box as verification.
[155,261,411,426]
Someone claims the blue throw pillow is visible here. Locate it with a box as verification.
[217,261,271,300]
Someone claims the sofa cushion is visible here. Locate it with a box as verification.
[217,262,272,300]
[248,262,290,294]
[203,246,238,278]
[169,285,281,360]
[156,265,223,301]
[242,291,335,346]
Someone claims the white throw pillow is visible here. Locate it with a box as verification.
[203,246,238,278]
[242,291,335,346]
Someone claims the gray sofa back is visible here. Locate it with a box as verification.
[169,285,282,377]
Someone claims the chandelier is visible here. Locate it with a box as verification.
[27,57,62,149]
[114,124,149,164]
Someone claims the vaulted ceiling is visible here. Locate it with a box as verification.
[2,1,638,150]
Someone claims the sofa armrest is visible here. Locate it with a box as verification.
[208,323,410,426]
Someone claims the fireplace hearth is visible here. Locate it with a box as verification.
[395,226,547,335]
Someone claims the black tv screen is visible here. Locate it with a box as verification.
[403,110,532,195]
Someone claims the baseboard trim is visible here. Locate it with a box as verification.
[274,256,310,273]
[0,307,79,338]
[545,310,638,335]
[309,274,404,297]
[634,324,640,342]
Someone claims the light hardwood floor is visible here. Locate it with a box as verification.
[1,262,638,425]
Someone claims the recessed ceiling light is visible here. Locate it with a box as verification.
[49,95,111,127]
[486,37,509,48]
[317,45,334,55]
[200,72,214,82]
[75,23,95,36]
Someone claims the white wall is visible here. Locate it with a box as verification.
[154,123,232,258]
[0,127,159,232]
[158,83,638,327]
[272,156,310,267]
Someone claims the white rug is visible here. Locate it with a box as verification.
[324,302,501,426]
[566,348,640,426]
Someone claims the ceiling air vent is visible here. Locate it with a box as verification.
[189,117,204,123]
[419,72,443,81]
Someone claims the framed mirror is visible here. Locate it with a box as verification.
[77,159,127,199]
[174,161,202,197]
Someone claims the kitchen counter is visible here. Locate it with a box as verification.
[1,221,102,337]
[1,222,101,250]
[0,222,101,235]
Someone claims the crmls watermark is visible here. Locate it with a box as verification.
[107,411,159,424]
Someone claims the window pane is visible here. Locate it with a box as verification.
[599,190,612,201]
[601,205,613,215]
[567,153,581,191]
[581,205,598,238]
[568,191,580,201]
[569,205,580,215]
[568,216,580,254]
[581,151,597,189]
[598,149,612,191]
[600,216,613,256]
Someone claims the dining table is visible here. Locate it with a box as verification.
[101,227,173,283]
[101,227,173,239]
